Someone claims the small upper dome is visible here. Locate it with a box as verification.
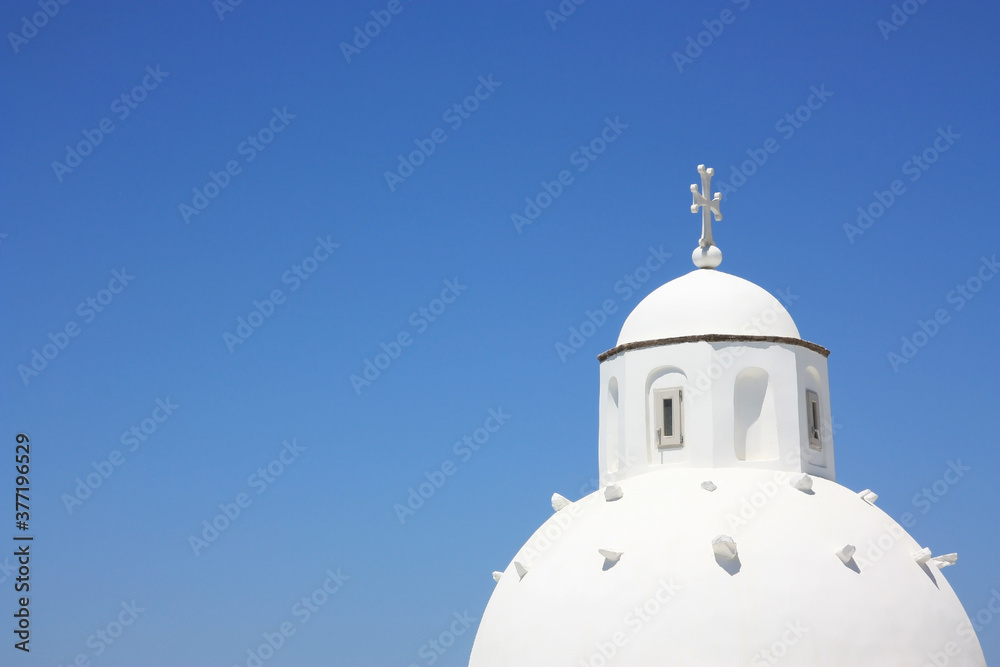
[617,269,799,346]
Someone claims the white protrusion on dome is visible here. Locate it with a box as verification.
[858,489,879,505]
[598,549,623,565]
[836,544,857,563]
[712,535,738,561]
[514,561,528,580]
[690,164,723,269]
[604,484,623,501]
[790,473,813,492]
[931,553,958,569]
[913,548,933,565]
[492,571,503,582]
[701,480,717,492]
[551,493,572,512]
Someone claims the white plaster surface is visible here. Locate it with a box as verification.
[617,269,800,346]
[469,468,986,666]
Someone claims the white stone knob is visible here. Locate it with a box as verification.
[790,473,813,492]
[551,493,571,512]
[930,553,957,569]
[836,544,856,563]
[598,549,623,564]
[712,535,738,561]
[858,489,879,505]
[692,244,722,269]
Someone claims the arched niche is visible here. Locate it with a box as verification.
[733,367,779,462]
[805,365,822,390]
[605,377,620,474]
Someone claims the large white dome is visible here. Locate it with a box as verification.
[617,269,800,346]
[471,164,986,665]
[469,468,985,666]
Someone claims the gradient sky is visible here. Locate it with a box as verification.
[1,0,998,665]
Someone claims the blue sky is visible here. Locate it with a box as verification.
[1,0,998,664]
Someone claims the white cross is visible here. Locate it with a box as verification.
[690,164,722,248]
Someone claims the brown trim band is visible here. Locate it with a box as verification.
[597,334,830,362]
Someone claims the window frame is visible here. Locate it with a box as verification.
[806,389,822,450]
[653,387,684,449]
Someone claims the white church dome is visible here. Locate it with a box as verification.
[617,269,800,346]
[469,468,985,666]
[470,164,985,666]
